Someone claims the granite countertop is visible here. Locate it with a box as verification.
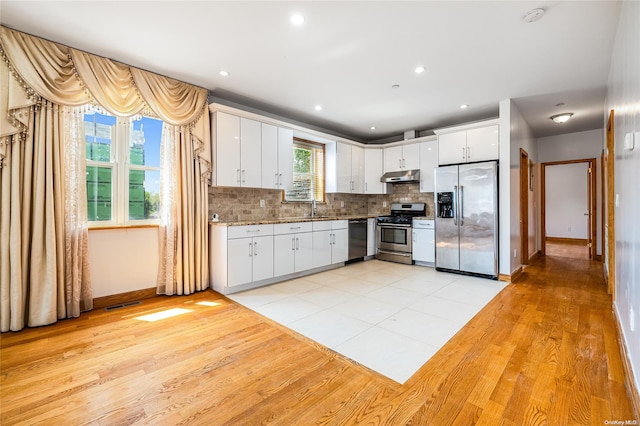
[209,214,379,226]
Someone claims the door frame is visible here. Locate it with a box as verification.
[520,149,530,265]
[541,158,597,259]
[605,109,616,296]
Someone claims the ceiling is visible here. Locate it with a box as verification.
[0,1,621,143]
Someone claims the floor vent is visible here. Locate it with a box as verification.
[104,300,141,311]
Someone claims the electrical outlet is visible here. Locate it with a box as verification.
[513,249,517,258]
[259,199,265,208]
[340,201,345,208]
[383,201,387,207]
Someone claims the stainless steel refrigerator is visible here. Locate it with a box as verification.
[435,161,498,278]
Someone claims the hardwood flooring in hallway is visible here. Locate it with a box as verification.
[1,253,637,425]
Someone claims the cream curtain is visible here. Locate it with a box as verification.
[0,26,211,330]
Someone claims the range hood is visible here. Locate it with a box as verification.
[380,169,420,183]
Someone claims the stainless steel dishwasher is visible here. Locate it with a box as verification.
[348,219,368,263]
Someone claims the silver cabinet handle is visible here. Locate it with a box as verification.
[399,158,402,168]
[290,226,301,230]
[467,146,470,159]
[402,158,406,168]
[275,172,279,187]
[254,241,258,256]
[249,242,253,256]
[292,237,295,251]
[461,147,465,160]
[365,182,368,192]
[237,169,241,183]
[279,173,282,186]
[246,229,261,233]
[242,170,246,183]
[296,237,300,250]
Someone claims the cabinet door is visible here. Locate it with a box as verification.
[466,125,499,162]
[278,128,293,190]
[295,232,314,272]
[331,228,349,263]
[402,144,420,170]
[251,235,274,282]
[351,146,365,193]
[274,234,295,277]
[383,146,403,172]
[336,143,352,193]
[261,123,279,189]
[419,140,438,193]
[367,218,376,256]
[215,112,241,187]
[240,118,262,187]
[227,237,253,287]
[312,230,332,268]
[364,149,385,194]
[438,131,467,165]
[412,229,435,263]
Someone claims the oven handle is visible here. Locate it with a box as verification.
[377,249,412,258]
[453,185,458,226]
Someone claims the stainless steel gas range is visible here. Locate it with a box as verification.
[376,203,426,264]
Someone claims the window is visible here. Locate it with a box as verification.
[284,139,324,202]
[84,109,163,226]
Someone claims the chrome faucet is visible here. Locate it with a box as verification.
[310,199,317,218]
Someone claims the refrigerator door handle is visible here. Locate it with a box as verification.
[453,185,458,225]
[460,185,464,226]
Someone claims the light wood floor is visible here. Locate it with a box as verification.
[1,249,637,425]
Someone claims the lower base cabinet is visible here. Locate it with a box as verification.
[274,231,313,276]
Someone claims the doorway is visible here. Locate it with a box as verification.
[541,158,597,259]
[520,149,530,265]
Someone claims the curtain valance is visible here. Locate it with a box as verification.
[0,26,210,176]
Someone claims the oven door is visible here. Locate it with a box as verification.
[377,224,412,253]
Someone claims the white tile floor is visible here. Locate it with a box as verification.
[228,260,508,384]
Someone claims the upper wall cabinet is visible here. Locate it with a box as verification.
[212,111,261,187]
[364,149,386,194]
[261,123,293,191]
[212,110,293,190]
[383,144,420,173]
[336,143,364,193]
[419,140,438,193]
[437,123,499,165]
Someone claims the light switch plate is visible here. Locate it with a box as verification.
[624,132,635,151]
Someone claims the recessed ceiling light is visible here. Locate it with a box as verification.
[414,66,426,74]
[392,84,400,89]
[460,104,469,109]
[219,70,230,77]
[370,126,376,130]
[291,14,305,26]
[314,105,322,111]
[523,8,545,23]
[550,113,574,123]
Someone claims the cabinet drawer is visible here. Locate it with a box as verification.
[274,222,313,235]
[331,220,349,230]
[312,221,332,231]
[228,224,274,239]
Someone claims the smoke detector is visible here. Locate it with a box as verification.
[523,8,545,23]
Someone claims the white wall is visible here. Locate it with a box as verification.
[545,162,589,239]
[88,228,159,298]
[499,99,538,275]
[538,129,603,255]
[606,0,640,402]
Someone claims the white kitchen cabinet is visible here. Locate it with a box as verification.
[367,218,376,256]
[273,222,313,276]
[364,149,386,194]
[312,220,348,268]
[224,224,275,287]
[336,143,364,193]
[212,111,262,187]
[419,140,438,193]
[383,144,420,173]
[438,124,499,165]
[412,220,435,265]
[261,124,293,190]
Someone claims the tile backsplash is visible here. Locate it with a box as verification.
[208,183,434,222]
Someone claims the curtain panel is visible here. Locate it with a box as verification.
[0,26,211,330]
